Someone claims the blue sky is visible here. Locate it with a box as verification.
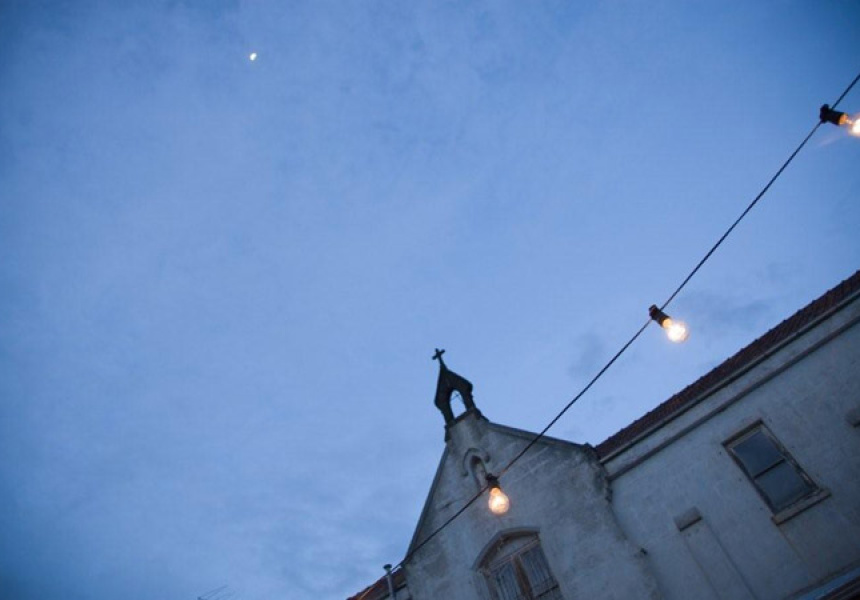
[1,2,859,599]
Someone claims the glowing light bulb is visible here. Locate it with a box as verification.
[820,105,860,137]
[649,305,690,343]
[486,474,510,515]
[488,487,510,515]
[662,317,689,343]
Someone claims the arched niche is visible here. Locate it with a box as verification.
[461,447,493,493]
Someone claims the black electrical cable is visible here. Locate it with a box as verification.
[659,70,860,311]
[831,71,860,110]
[659,121,821,310]
[399,485,486,567]
[498,317,652,477]
[385,69,860,578]
[394,316,653,568]
[394,318,654,568]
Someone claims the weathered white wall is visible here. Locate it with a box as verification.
[388,289,860,600]
[604,294,860,599]
[404,410,660,600]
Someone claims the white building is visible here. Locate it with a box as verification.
[350,271,860,600]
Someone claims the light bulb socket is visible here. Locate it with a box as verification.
[486,474,501,490]
[649,304,669,327]
[820,104,848,126]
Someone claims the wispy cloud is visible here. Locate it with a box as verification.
[2,2,859,599]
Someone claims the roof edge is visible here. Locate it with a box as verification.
[404,420,588,558]
[405,446,450,557]
[596,270,860,459]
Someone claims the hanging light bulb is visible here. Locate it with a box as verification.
[649,305,689,343]
[820,104,860,137]
[486,474,510,515]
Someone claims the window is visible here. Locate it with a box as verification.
[481,535,563,600]
[726,424,818,513]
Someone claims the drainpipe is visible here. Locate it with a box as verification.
[384,564,397,600]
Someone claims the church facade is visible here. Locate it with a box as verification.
[349,271,860,600]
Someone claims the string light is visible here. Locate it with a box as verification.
[649,305,689,342]
[820,104,860,136]
[380,69,860,577]
[486,475,510,515]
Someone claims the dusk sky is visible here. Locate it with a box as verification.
[1,2,859,599]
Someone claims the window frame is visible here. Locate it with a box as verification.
[724,422,819,514]
[480,535,563,600]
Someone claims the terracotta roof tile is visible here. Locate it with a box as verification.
[596,270,860,459]
[347,567,406,600]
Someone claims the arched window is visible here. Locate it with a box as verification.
[478,533,563,600]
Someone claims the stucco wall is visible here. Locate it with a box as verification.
[404,413,660,600]
[604,295,860,599]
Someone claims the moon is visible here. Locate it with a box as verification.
[249,52,257,61]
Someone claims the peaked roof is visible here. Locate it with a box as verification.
[596,270,860,459]
[405,417,586,557]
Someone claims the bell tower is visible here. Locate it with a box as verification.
[431,349,485,443]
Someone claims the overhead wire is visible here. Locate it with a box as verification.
[658,121,820,311]
[660,69,859,311]
[383,68,860,580]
